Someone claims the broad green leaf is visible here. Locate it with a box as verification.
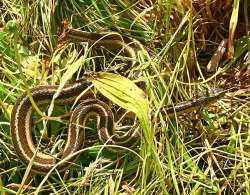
[90,72,149,118]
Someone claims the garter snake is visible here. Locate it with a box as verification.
[11,28,143,173]
[10,28,227,173]
[10,80,139,173]
[10,82,226,173]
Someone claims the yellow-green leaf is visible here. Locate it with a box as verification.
[90,72,149,118]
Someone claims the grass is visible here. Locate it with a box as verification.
[0,0,249,194]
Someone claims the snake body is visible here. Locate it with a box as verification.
[10,80,139,172]
[11,81,226,173]
[64,28,143,66]
[162,88,226,116]
[11,28,142,173]
[10,28,226,173]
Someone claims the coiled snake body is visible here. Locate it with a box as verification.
[10,28,226,173]
[11,80,139,172]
